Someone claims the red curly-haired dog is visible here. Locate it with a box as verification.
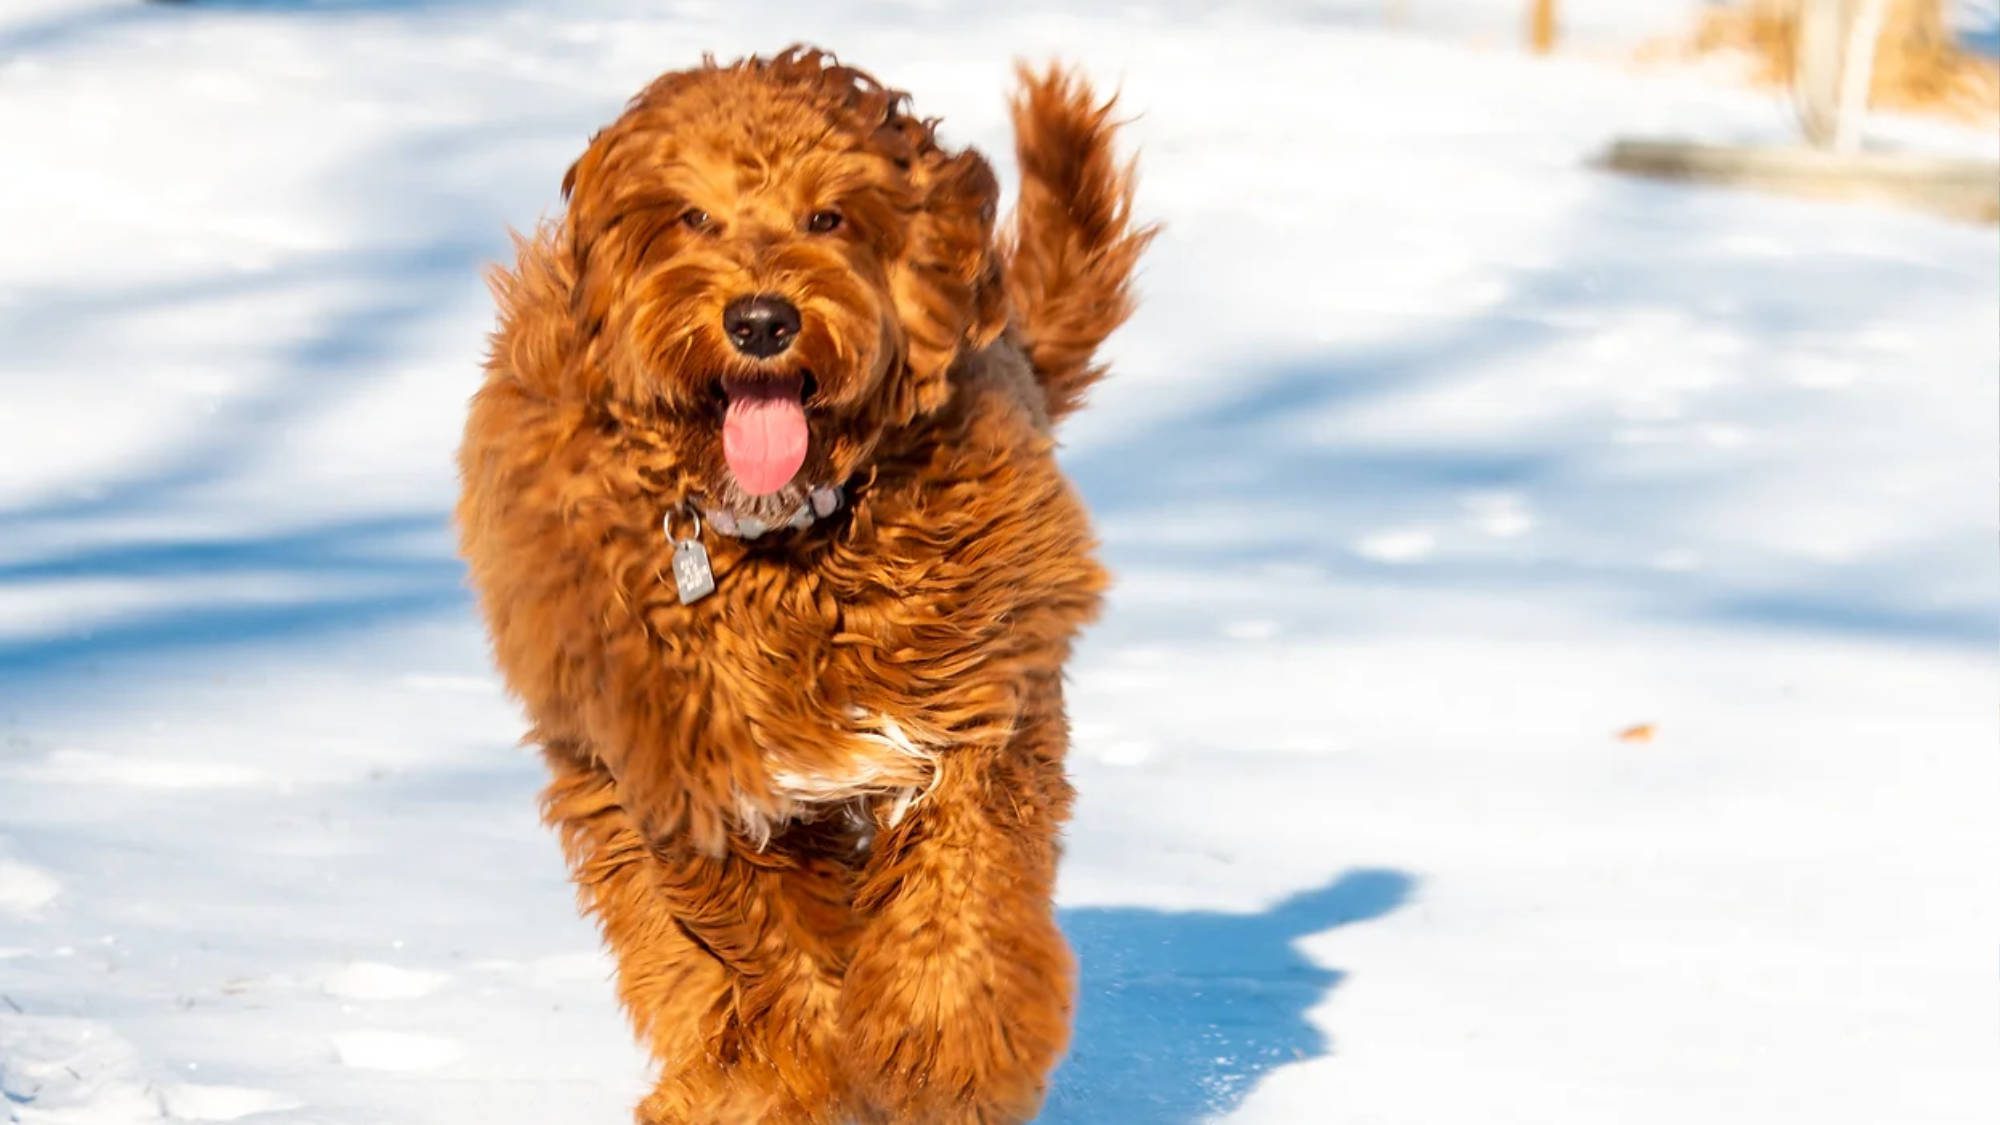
[457,46,1150,1123]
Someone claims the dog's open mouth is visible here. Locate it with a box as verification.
[720,374,809,496]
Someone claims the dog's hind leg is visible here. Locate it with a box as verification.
[542,745,851,1124]
[837,683,1076,1124]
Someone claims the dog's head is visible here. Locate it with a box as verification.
[560,47,1005,520]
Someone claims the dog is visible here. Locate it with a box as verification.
[456,46,1150,1123]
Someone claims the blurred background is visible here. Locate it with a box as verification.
[1,2,1995,1122]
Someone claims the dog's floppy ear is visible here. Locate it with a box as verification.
[561,148,615,359]
[557,140,659,405]
[474,151,617,404]
[886,145,1006,420]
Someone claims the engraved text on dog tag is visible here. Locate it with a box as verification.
[672,538,715,605]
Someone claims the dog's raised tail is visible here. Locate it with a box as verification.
[1004,64,1155,422]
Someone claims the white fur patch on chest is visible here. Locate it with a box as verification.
[737,710,939,849]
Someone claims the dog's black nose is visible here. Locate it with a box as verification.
[722,295,801,359]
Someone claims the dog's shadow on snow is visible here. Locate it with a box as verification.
[1042,867,1413,1124]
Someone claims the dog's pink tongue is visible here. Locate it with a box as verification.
[722,386,808,496]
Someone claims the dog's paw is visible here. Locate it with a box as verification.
[836,924,1069,1125]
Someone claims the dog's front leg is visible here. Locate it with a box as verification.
[544,747,850,1124]
[838,697,1075,1125]
[636,836,856,1125]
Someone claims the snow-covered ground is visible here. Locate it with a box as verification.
[2,2,1996,1123]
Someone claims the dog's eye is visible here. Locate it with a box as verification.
[805,209,843,234]
[680,209,712,232]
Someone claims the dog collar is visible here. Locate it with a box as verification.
[699,485,844,540]
[661,485,844,607]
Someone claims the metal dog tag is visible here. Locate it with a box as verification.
[671,537,715,605]
[664,506,715,605]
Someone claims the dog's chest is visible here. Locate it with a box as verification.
[741,709,938,849]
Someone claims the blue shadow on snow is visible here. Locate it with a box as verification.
[1042,868,1414,1124]
[0,512,464,686]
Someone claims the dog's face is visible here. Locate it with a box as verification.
[561,49,1005,520]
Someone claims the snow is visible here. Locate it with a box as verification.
[0,862,61,920]
[328,1031,465,1074]
[2,2,1996,1123]
[319,963,447,1003]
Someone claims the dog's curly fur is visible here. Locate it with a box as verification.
[456,46,1151,1123]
